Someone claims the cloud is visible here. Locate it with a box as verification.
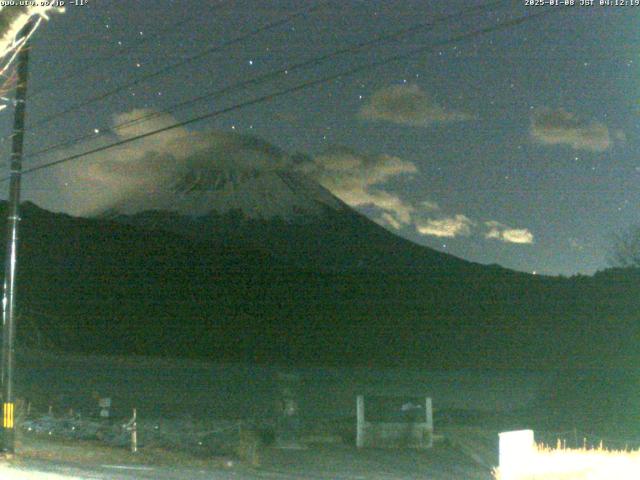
[27,108,534,249]
[415,215,474,238]
[359,84,472,127]
[377,213,402,230]
[300,146,417,227]
[40,110,196,215]
[26,110,418,226]
[484,221,534,244]
[414,215,535,243]
[27,109,299,217]
[421,200,440,211]
[530,108,610,152]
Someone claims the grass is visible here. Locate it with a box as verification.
[493,442,640,480]
[11,434,236,470]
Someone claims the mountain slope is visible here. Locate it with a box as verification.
[92,144,474,275]
[111,203,478,275]
[0,201,635,369]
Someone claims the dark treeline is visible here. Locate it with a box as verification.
[4,201,639,370]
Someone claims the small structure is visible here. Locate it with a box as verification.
[498,429,535,479]
[356,395,433,449]
[123,408,138,453]
[98,397,111,419]
[274,372,305,449]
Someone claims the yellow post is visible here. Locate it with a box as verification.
[3,403,14,429]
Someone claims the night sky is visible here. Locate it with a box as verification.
[1,0,638,276]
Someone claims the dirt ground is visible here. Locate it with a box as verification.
[257,443,492,480]
[7,436,494,480]
[10,348,635,479]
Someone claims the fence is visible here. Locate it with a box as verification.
[356,395,433,449]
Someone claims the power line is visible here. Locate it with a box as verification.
[23,1,327,133]
[30,6,206,99]
[24,0,512,162]
[15,8,565,180]
[20,8,562,178]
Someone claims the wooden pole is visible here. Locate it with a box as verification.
[1,18,34,454]
[130,408,137,453]
[356,395,364,448]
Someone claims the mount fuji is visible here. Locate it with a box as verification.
[105,167,474,276]
[9,126,640,369]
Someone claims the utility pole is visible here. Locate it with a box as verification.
[1,18,35,455]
